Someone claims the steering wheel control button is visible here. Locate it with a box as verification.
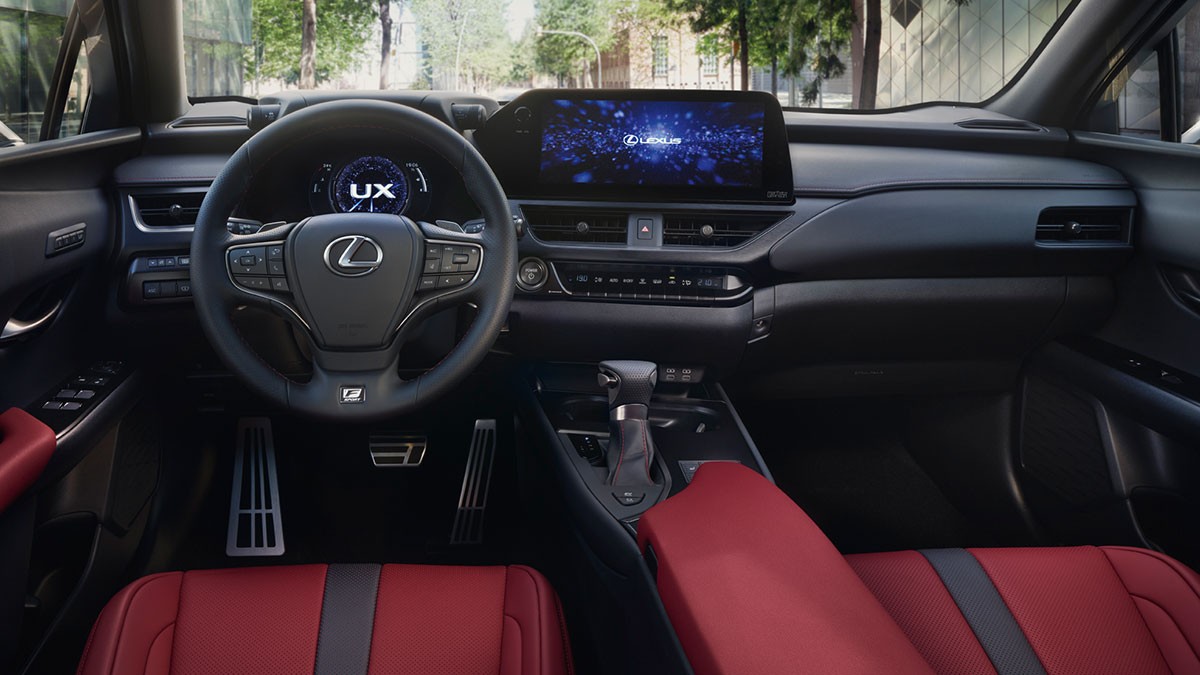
[612,489,646,507]
[439,274,471,288]
[235,276,270,291]
[270,277,290,292]
[423,258,441,274]
[228,246,268,275]
[517,258,548,291]
[267,245,284,260]
[419,277,437,291]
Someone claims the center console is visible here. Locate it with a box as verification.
[526,362,772,525]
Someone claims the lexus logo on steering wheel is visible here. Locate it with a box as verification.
[324,235,384,277]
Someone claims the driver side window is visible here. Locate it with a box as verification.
[0,0,114,148]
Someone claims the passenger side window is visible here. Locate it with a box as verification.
[0,0,114,147]
[1090,3,1200,144]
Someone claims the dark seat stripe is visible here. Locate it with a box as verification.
[919,549,1047,675]
[314,563,382,675]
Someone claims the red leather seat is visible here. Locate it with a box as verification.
[77,563,572,675]
[639,462,1200,675]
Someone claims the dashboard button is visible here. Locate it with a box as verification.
[517,259,547,290]
[143,281,162,299]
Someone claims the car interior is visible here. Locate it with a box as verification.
[2,0,1200,673]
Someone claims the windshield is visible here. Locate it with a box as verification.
[183,0,1072,110]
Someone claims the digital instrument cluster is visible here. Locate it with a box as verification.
[308,155,431,217]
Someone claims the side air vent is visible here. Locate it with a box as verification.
[523,207,628,244]
[1036,207,1132,245]
[132,192,206,228]
[662,212,785,247]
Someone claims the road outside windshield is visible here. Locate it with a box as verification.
[183,0,1072,110]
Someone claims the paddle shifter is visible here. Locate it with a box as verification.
[598,360,659,487]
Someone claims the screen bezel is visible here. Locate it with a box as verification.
[478,89,795,205]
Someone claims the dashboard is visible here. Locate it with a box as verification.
[111,88,1136,394]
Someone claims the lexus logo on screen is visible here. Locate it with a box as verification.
[622,134,682,147]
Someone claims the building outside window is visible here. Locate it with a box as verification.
[701,52,718,77]
[651,35,668,79]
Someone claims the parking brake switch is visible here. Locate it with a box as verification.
[598,361,660,497]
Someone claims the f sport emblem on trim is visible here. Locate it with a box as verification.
[324,235,384,277]
[339,386,366,404]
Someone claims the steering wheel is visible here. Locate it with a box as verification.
[190,100,516,420]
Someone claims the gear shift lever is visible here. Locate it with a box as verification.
[598,361,659,487]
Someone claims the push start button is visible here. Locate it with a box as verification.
[517,257,548,290]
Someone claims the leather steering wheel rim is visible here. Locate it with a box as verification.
[190,100,516,421]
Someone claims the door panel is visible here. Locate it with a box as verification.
[0,131,140,409]
[1018,131,1200,567]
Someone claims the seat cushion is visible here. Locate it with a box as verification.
[640,461,1200,675]
[77,563,572,675]
[848,546,1200,675]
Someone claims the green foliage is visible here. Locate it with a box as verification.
[409,0,513,90]
[246,0,376,85]
[533,0,616,80]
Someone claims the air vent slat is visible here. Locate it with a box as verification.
[662,213,784,247]
[133,192,207,228]
[523,208,628,244]
[1036,207,1132,245]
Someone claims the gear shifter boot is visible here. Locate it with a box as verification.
[598,361,659,487]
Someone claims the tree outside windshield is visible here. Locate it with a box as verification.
[184,0,1071,109]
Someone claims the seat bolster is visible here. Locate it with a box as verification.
[77,572,183,675]
[1102,546,1200,674]
[501,565,573,675]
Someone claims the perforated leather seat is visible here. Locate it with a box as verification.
[77,563,572,675]
[639,462,1200,675]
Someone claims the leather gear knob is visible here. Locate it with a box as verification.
[598,361,659,486]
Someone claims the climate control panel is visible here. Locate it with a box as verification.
[518,260,750,306]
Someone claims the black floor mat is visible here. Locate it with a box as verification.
[142,383,530,574]
[738,398,991,554]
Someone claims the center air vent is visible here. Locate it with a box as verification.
[132,192,206,228]
[523,208,628,244]
[662,212,785,247]
[1036,207,1132,245]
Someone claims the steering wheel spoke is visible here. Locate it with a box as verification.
[290,343,413,416]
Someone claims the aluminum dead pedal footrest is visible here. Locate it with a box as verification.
[226,417,285,557]
[450,419,497,546]
[369,433,428,467]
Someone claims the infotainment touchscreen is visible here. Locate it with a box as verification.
[475,89,794,204]
[538,99,765,188]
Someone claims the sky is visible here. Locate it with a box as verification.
[506,0,536,41]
